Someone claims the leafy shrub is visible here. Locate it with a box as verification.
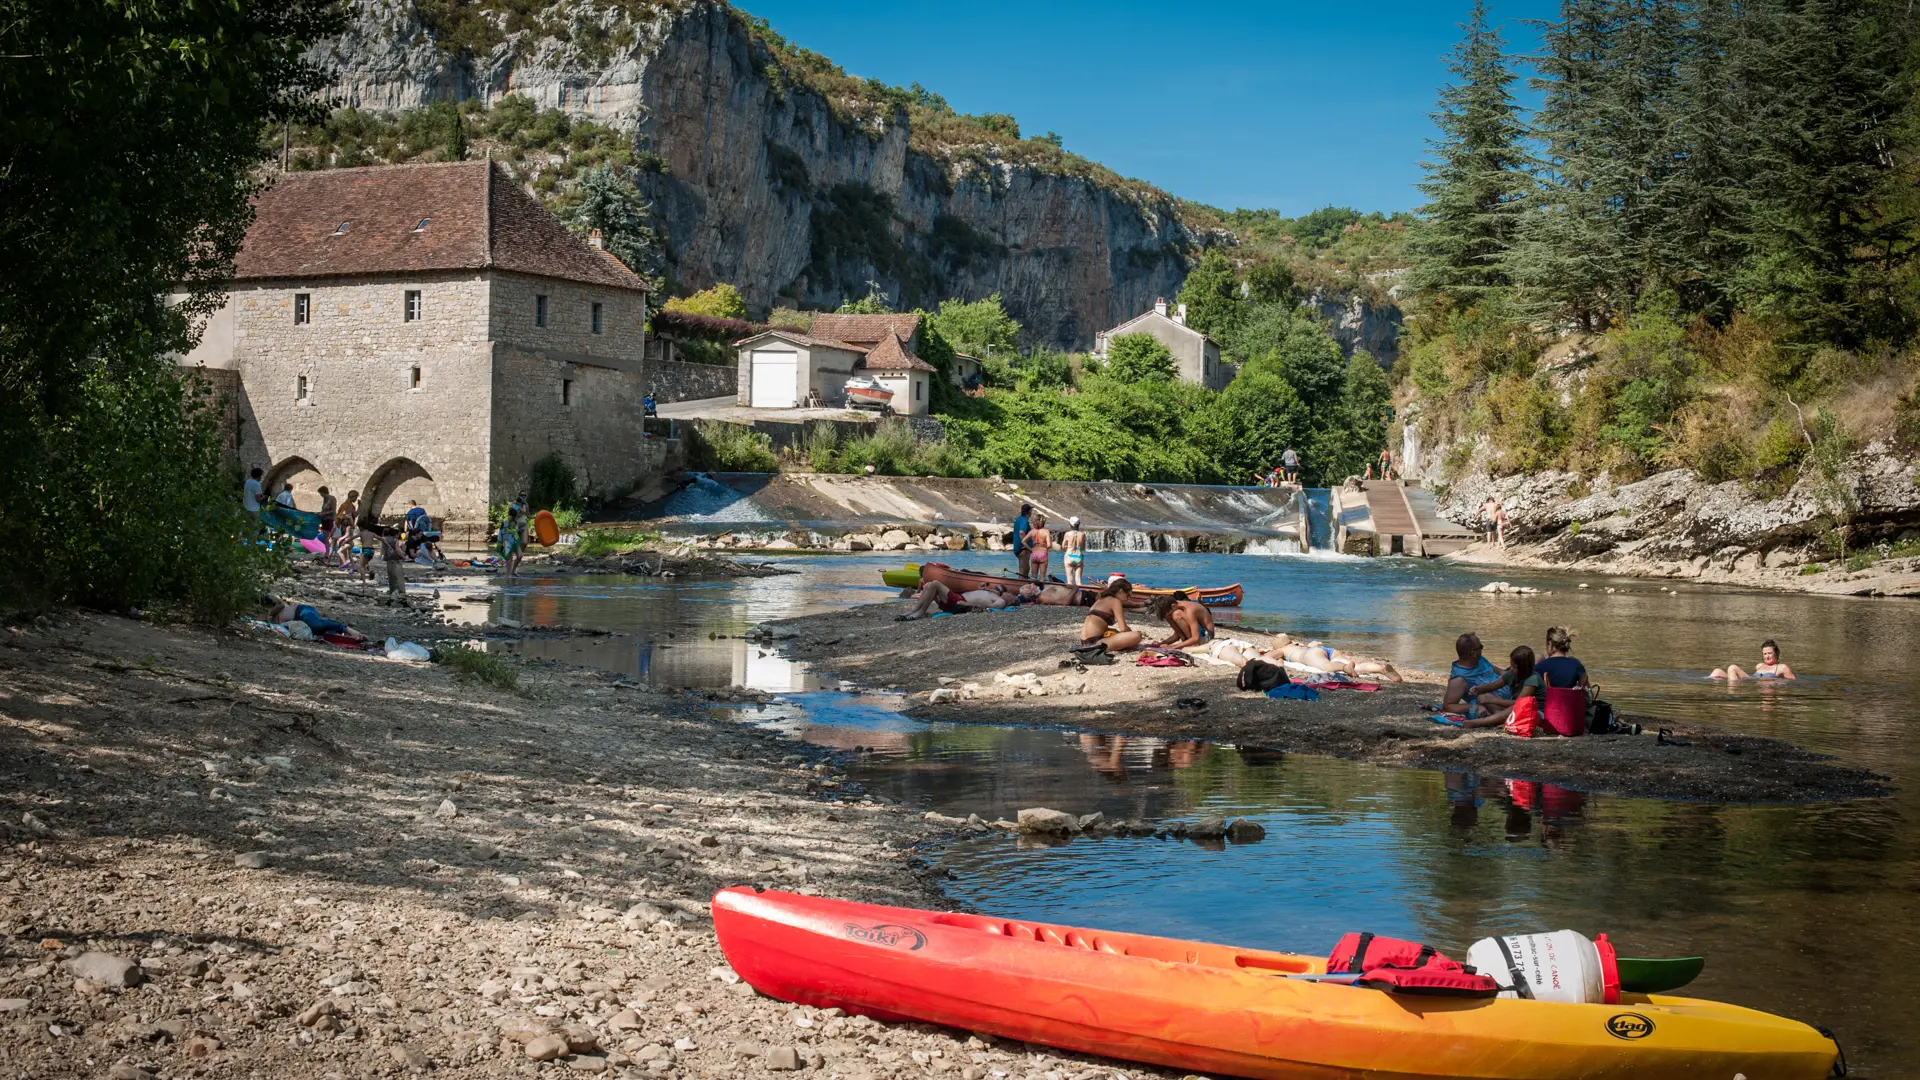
[1666,398,1754,482]
[550,508,584,533]
[664,283,748,320]
[1479,373,1569,473]
[527,453,582,513]
[835,420,977,477]
[571,528,656,557]
[1105,334,1176,383]
[802,421,840,471]
[435,645,518,691]
[688,422,778,472]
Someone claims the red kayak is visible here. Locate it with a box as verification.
[920,562,1244,608]
[711,888,1840,1080]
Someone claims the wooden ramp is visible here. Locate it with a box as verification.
[1342,481,1475,557]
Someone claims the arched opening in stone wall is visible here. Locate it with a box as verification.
[364,458,441,522]
[265,457,326,512]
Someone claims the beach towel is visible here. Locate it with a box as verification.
[1266,683,1321,701]
[1137,650,1192,667]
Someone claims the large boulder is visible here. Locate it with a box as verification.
[1016,808,1077,835]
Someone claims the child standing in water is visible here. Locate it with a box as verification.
[1061,516,1087,586]
[1026,514,1052,581]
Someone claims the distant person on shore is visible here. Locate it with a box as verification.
[1480,496,1507,546]
[317,486,336,537]
[897,580,1027,620]
[1060,516,1087,586]
[1711,640,1796,680]
[261,594,370,644]
[501,502,528,580]
[1012,503,1032,577]
[1443,632,1511,718]
[1026,514,1052,581]
[1538,626,1590,690]
[1379,447,1394,480]
[643,392,658,418]
[1281,447,1301,484]
[1148,593,1214,650]
[243,466,264,518]
[332,490,360,567]
[274,481,296,510]
[1074,579,1142,655]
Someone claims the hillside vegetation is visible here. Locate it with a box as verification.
[1402,0,1920,496]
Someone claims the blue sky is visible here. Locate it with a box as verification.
[741,1,1556,216]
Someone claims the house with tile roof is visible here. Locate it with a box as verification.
[1092,298,1230,389]
[732,311,936,415]
[175,159,658,526]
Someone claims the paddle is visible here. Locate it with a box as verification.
[1616,955,1706,994]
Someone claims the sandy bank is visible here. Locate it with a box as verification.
[760,605,1891,804]
[0,600,1169,1080]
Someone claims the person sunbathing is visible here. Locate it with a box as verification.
[897,581,1020,620]
[260,595,370,644]
[1148,594,1214,650]
[1710,639,1796,680]
[1074,579,1142,654]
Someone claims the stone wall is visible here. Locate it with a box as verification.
[488,270,646,368]
[645,358,736,402]
[224,274,498,524]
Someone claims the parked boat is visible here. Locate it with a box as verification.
[713,888,1842,1080]
[919,561,1243,607]
[843,376,895,412]
[879,564,921,590]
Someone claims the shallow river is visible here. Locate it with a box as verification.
[471,551,1917,1073]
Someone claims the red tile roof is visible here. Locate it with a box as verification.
[859,332,935,372]
[808,312,922,345]
[233,160,647,293]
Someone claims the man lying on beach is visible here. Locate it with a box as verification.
[897,581,1033,620]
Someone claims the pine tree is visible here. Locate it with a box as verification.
[1654,0,1753,319]
[564,165,662,288]
[1508,0,1619,329]
[1409,0,1532,302]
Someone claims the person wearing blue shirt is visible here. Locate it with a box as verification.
[1442,632,1510,718]
[1536,626,1590,689]
[1011,503,1032,577]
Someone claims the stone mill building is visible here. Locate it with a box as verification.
[178,159,654,528]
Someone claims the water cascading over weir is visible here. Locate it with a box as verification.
[626,474,1311,554]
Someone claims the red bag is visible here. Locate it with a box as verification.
[1505,694,1540,738]
[1355,965,1501,997]
[1137,650,1192,667]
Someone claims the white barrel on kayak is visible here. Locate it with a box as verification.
[1465,930,1606,1004]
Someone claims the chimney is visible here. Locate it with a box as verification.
[588,228,605,250]
[1175,302,1188,325]
[1153,296,1168,317]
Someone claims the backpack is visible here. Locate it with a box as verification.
[1587,698,1615,734]
[1237,658,1290,693]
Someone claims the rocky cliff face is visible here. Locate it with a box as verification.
[314,1,1194,349]
[1310,286,1403,368]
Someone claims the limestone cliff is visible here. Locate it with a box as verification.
[314,0,1195,349]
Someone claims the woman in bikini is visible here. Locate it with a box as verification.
[1026,514,1052,581]
[1710,639,1796,680]
[1076,579,1142,654]
[1060,516,1087,586]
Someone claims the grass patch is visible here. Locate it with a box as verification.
[572,528,658,558]
[436,645,518,691]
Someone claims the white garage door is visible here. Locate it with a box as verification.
[750,351,799,408]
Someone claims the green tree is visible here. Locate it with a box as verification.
[664,283,749,320]
[0,0,337,615]
[836,282,893,313]
[1243,260,1297,307]
[1175,248,1244,339]
[1409,0,1531,301]
[446,100,469,160]
[925,294,1022,357]
[1198,371,1308,482]
[562,165,662,286]
[1104,333,1177,383]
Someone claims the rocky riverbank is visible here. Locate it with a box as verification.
[0,587,1184,1080]
[757,605,1891,804]
[1435,441,1920,596]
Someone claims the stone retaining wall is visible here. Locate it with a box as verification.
[645,359,736,402]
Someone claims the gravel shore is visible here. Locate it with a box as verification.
[0,588,1179,1080]
[761,604,1892,803]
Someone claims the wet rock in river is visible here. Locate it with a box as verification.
[1227,818,1267,843]
[1016,808,1077,835]
[1188,816,1228,839]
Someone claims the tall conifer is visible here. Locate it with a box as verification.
[1410,1,1532,302]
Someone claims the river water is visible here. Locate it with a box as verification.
[480,551,1917,1073]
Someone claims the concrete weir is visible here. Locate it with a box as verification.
[627,473,1309,553]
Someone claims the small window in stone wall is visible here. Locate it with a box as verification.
[409,365,421,391]
[591,302,603,334]
[405,290,421,322]
[296,374,309,404]
[535,294,549,327]
[294,293,310,325]
[562,378,573,405]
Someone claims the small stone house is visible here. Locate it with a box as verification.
[1092,298,1229,389]
[733,312,936,416]
[175,159,653,527]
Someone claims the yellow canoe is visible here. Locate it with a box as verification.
[880,563,920,590]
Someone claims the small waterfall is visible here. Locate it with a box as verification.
[657,472,773,523]
[1304,489,1334,551]
[1090,529,1192,553]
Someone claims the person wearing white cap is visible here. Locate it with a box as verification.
[1061,515,1088,587]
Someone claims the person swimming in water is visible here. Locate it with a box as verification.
[1710,639,1796,680]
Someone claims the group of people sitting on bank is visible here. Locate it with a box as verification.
[1438,628,1633,736]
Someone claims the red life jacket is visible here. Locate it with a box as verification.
[1328,932,1501,998]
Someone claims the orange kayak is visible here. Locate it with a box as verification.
[712,888,1840,1080]
[920,562,1244,607]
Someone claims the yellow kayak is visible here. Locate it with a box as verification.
[880,563,920,590]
